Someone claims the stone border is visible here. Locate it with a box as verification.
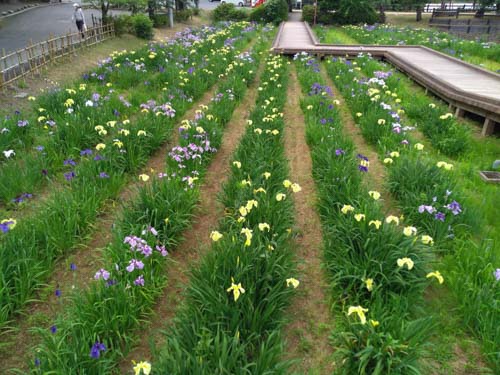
[0,1,70,19]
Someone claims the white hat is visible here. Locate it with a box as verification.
[73,3,79,7]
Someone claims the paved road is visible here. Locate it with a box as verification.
[0,3,121,53]
[0,1,226,55]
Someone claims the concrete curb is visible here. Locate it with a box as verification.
[0,1,72,20]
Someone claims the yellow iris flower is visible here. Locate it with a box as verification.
[364,278,374,291]
[426,271,444,284]
[133,361,151,375]
[291,183,301,193]
[421,235,434,245]
[385,215,399,225]
[397,257,414,270]
[414,143,424,151]
[369,220,382,229]
[403,226,417,236]
[276,193,286,201]
[258,223,270,232]
[210,231,223,242]
[227,277,245,301]
[354,214,365,222]
[347,305,368,325]
[368,191,381,200]
[286,278,300,288]
[253,187,266,194]
[341,204,354,214]
[241,228,253,246]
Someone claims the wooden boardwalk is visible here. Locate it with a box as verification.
[272,20,500,135]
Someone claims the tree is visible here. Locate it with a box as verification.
[84,0,147,20]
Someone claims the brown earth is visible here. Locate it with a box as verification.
[320,66,400,215]
[281,65,335,374]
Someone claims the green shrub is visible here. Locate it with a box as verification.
[250,0,288,24]
[112,14,133,36]
[152,13,169,27]
[332,0,379,25]
[131,13,154,39]
[175,9,193,22]
[301,4,314,23]
[212,3,248,22]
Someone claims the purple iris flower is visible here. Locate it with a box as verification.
[494,269,500,281]
[34,358,41,367]
[55,289,61,298]
[126,259,145,273]
[435,212,446,222]
[0,220,14,233]
[445,201,462,215]
[335,149,345,156]
[156,245,168,257]
[358,164,368,172]
[356,153,368,161]
[80,149,93,156]
[418,205,435,214]
[90,342,106,359]
[64,171,76,181]
[50,325,57,334]
[99,172,109,179]
[17,120,29,127]
[63,159,77,166]
[134,275,145,286]
[94,268,110,281]
[70,263,77,271]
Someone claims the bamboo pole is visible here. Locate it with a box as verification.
[16,49,25,80]
[0,49,5,90]
[28,39,35,77]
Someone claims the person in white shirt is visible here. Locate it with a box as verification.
[72,3,86,38]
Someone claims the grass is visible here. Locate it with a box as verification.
[385,12,433,28]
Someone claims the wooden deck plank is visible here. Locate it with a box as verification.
[271,21,500,130]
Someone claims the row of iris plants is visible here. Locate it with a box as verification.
[354,53,471,157]
[152,54,301,373]
[295,52,442,374]
[0,23,253,207]
[29,29,271,374]
[324,55,499,370]
[0,22,257,330]
[320,25,500,73]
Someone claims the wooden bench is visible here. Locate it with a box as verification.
[431,9,459,19]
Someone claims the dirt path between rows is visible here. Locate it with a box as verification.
[281,65,335,374]
[116,59,264,374]
[320,66,400,215]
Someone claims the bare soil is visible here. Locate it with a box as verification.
[281,65,335,374]
[320,66,400,215]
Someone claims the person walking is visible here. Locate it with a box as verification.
[73,3,86,39]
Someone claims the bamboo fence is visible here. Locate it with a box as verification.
[0,23,115,89]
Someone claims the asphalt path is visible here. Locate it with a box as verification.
[0,3,123,53]
[0,1,223,55]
